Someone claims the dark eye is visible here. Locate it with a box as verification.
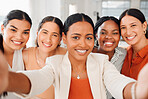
[23,32,29,34]
[112,32,119,35]
[86,37,92,40]
[11,29,16,32]
[53,34,58,37]
[100,32,106,34]
[73,36,79,39]
[43,32,48,34]
[120,27,126,29]
[131,24,136,27]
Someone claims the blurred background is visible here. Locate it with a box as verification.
[0,0,147,47]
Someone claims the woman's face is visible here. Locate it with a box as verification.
[63,21,94,62]
[1,19,31,51]
[37,22,61,53]
[120,15,147,46]
[97,20,120,52]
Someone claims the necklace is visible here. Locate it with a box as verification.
[35,48,45,68]
[72,67,86,79]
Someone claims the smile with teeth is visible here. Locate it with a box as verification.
[43,42,52,47]
[126,35,136,40]
[76,50,87,53]
[12,40,22,45]
[104,42,113,46]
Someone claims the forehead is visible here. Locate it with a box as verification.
[40,22,60,31]
[7,19,31,29]
[120,15,141,25]
[99,20,119,29]
[68,21,93,33]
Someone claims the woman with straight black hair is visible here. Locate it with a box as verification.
[0,9,32,99]
[119,8,148,80]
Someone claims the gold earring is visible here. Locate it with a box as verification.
[144,30,146,34]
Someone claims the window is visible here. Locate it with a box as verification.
[140,0,148,22]
[102,0,130,18]
[0,0,30,33]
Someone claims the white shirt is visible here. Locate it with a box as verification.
[21,52,135,99]
[107,47,127,99]
[1,49,24,99]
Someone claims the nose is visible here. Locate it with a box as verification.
[46,35,52,42]
[126,28,131,36]
[105,34,112,39]
[15,32,23,40]
[79,38,86,47]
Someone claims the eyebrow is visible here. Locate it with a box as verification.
[72,33,93,36]
[42,29,59,35]
[10,25,17,29]
[120,22,137,27]
[112,29,119,32]
[10,25,30,31]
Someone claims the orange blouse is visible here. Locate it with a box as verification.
[68,77,93,99]
[121,45,148,80]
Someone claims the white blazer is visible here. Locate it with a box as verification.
[22,52,135,99]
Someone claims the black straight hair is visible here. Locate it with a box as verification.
[119,8,148,39]
[38,16,63,37]
[63,13,95,37]
[3,9,32,27]
[36,16,63,47]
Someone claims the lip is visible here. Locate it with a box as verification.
[12,40,22,45]
[76,49,88,55]
[126,35,136,41]
[42,42,52,47]
[104,41,114,47]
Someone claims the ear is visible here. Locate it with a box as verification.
[62,32,67,44]
[95,33,98,40]
[1,25,4,35]
[143,21,147,31]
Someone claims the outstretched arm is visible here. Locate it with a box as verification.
[0,51,31,94]
[0,51,8,94]
[123,63,148,99]
[7,72,31,94]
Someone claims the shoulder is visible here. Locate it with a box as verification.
[46,54,65,64]
[89,53,109,62]
[23,47,35,56]
[116,47,127,55]
[22,47,36,64]
[56,47,67,55]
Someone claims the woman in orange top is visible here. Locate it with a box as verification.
[119,8,148,80]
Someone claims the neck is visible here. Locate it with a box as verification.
[37,47,56,62]
[3,41,14,55]
[69,55,86,72]
[132,37,148,53]
[97,47,115,61]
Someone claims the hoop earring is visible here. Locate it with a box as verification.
[144,30,146,34]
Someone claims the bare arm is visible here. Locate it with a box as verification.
[7,72,31,94]
[0,51,31,94]
[0,51,8,94]
[123,63,148,99]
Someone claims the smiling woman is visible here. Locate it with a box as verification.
[22,16,67,99]
[119,8,148,80]
[0,9,32,99]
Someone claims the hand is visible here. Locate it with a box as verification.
[0,51,8,94]
[136,63,148,99]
